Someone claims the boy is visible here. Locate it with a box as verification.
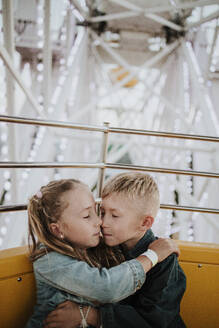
[44,172,186,327]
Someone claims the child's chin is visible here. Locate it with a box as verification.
[92,239,100,247]
[104,240,116,247]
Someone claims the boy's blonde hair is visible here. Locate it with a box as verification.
[28,179,124,267]
[102,172,160,218]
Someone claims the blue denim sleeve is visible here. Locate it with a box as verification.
[34,252,146,303]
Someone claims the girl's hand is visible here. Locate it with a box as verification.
[149,238,180,262]
[136,238,179,273]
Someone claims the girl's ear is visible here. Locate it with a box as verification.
[140,216,154,231]
[49,223,62,237]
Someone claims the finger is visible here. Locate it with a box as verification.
[43,318,64,328]
[43,324,63,328]
[56,300,72,309]
[44,312,59,321]
[43,314,61,326]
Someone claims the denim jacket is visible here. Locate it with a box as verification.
[25,248,145,327]
[101,229,186,328]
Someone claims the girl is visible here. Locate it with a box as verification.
[26,178,178,328]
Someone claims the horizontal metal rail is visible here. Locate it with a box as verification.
[0,203,218,214]
[0,115,106,133]
[160,204,219,214]
[0,114,219,216]
[1,114,219,143]
[106,163,219,179]
[108,127,219,143]
[0,162,104,169]
[0,162,218,179]
[0,204,27,212]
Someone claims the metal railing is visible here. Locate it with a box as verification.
[0,114,219,215]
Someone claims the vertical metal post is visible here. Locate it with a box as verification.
[97,122,110,199]
[66,6,75,60]
[207,25,218,78]
[43,0,51,114]
[2,0,17,202]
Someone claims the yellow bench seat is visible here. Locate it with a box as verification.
[0,241,219,328]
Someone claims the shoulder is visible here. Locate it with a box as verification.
[33,251,78,271]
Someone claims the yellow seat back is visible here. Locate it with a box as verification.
[0,246,36,328]
[177,241,219,328]
[0,242,219,328]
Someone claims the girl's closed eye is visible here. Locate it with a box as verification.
[112,214,118,218]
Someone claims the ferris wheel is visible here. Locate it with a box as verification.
[0,0,219,249]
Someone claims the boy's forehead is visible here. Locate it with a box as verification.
[102,192,131,208]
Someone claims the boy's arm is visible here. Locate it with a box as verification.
[101,254,186,328]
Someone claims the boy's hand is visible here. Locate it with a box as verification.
[149,238,180,262]
[43,301,100,328]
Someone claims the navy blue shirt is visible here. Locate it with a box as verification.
[101,229,186,327]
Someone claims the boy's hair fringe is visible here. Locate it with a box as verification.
[28,179,124,268]
[102,172,160,217]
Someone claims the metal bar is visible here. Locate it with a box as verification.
[0,45,44,117]
[160,204,219,214]
[161,0,219,11]
[0,115,106,132]
[93,31,179,86]
[1,114,219,143]
[0,162,104,169]
[92,32,191,127]
[0,161,218,179]
[85,33,182,122]
[207,25,219,76]
[0,204,27,212]
[109,126,219,143]
[185,9,219,29]
[71,0,88,20]
[109,0,183,31]
[2,0,17,203]
[110,0,219,13]
[92,0,219,19]
[89,11,139,23]
[145,13,183,32]
[182,41,219,135]
[108,0,142,12]
[0,202,218,214]
[43,0,51,114]
[97,122,110,198]
[105,163,219,179]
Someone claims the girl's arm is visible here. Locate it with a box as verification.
[36,254,145,303]
[35,238,178,303]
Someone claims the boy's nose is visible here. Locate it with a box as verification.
[101,217,108,228]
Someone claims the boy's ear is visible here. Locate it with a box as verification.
[140,216,154,231]
[49,223,62,237]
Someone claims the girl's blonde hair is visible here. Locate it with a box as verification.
[28,179,124,268]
